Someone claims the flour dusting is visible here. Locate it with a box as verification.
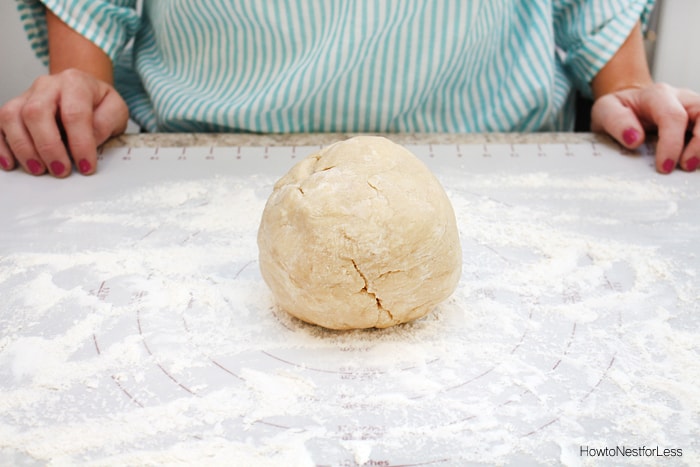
[1,144,699,466]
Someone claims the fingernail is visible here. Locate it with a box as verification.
[0,157,9,170]
[686,157,699,172]
[662,159,676,173]
[50,160,66,176]
[623,128,640,146]
[78,159,92,174]
[27,159,43,175]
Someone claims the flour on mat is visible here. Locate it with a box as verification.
[0,170,698,466]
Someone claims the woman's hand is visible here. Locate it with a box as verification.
[0,9,126,177]
[591,83,700,173]
[0,69,128,177]
[589,21,698,174]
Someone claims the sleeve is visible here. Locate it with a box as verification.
[15,0,140,66]
[553,0,656,98]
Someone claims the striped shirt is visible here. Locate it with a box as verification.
[17,0,654,133]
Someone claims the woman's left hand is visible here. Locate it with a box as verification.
[591,82,700,174]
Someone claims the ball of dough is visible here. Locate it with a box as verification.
[257,136,461,330]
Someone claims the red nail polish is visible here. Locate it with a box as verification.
[50,160,66,175]
[686,157,699,172]
[78,159,92,174]
[0,157,9,170]
[27,159,43,175]
[623,128,639,146]
[662,159,675,173]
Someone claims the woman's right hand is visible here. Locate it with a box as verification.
[0,68,129,178]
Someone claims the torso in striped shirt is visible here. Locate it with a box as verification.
[18,0,654,133]
[128,0,566,133]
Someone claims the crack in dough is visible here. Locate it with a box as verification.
[350,259,394,325]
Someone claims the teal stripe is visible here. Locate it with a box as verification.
[273,0,304,131]
[181,3,209,121]
[435,0,457,131]
[463,4,492,131]
[258,0,298,132]
[510,2,554,130]
[249,2,277,131]
[487,5,517,130]
[322,2,366,131]
[420,0,444,131]
[382,2,419,131]
[343,2,370,131]
[237,0,264,129]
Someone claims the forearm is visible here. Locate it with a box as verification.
[46,9,114,85]
[591,22,653,99]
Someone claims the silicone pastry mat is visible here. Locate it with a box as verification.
[0,141,698,465]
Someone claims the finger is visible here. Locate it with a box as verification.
[680,125,700,172]
[677,89,700,172]
[639,85,689,174]
[64,80,129,176]
[0,131,16,171]
[59,77,100,175]
[0,98,22,171]
[93,86,129,145]
[22,86,72,178]
[591,93,645,149]
[86,88,129,176]
[3,114,45,176]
